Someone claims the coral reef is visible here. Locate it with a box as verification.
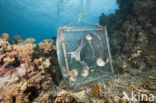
[39,39,56,54]
[13,35,24,44]
[100,0,156,71]
[34,57,51,70]
[0,0,155,102]
[25,38,36,44]
[15,43,36,65]
[0,33,10,42]
[0,34,60,103]
[53,92,78,103]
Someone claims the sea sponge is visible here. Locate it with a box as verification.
[39,40,56,54]
[92,84,102,98]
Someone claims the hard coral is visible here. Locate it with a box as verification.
[0,39,23,75]
[0,39,12,53]
[15,43,36,64]
[25,38,36,44]
[14,35,24,44]
[39,40,56,54]
[0,37,58,103]
[14,35,21,40]
[0,84,29,103]
[34,57,51,70]
[3,57,15,64]
[54,93,78,103]
[1,33,10,42]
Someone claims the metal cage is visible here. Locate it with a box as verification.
[57,26,113,88]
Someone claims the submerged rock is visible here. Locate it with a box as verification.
[100,0,156,71]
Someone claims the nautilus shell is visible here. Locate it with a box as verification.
[86,34,92,41]
[81,66,89,77]
[96,58,105,67]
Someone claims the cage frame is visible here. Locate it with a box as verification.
[57,26,114,88]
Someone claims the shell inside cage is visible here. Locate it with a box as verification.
[96,58,105,67]
[86,34,92,41]
[69,69,79,81]
[57,26,114,87]
[81,66,89,77]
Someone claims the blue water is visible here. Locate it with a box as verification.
[0,0,118,43]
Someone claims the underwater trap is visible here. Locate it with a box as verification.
[57,25,114,88]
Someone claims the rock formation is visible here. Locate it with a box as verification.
[99,0,156,72]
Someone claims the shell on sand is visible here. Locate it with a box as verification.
[96,58,105,67]
[81,66,89,77]
[86,34,92,41]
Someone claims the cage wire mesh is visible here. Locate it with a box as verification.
[57,26,114,88]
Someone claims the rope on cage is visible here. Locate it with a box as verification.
[58,20,104,33]
[57,20,77,32]
[81,20,96,25]
[65,20,77,27]
[81,20,103,28]
[58,0,103,29]
[77,0,103,28]
[78,0,85,25]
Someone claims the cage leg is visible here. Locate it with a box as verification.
[104,26,114,74]
[88,41,95,59]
